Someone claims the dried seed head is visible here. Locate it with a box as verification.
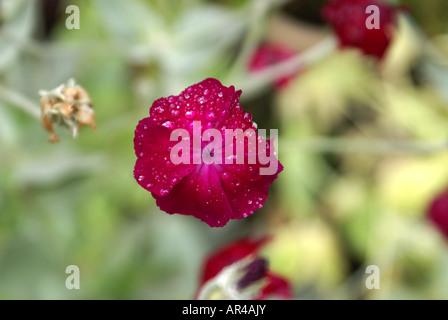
[39,78,96,143]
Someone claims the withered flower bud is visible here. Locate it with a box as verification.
[39,78,96,143]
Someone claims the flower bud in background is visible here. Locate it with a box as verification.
[427,189,448,240]
[249,43,299,89]
[39,78,96,143]
[196,237,292,300]
[321,0,399,59]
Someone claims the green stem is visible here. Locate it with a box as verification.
[237,36,337,98]
[0,84,40,118]
[280,137,448,155]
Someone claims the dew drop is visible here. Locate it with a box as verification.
[243,111,252,122]
[205,111,217,121]
[146,183,153,188]
[170,177,178,185]
[171,109,179,116]
[248,200,252,205]
[218,92,223,98]
[139,152,145,157]
[185,110,196,119]
[154,106,164,114]
[162,121,175,129]
[204,89,210,95]
[138,175,145,182]
[160,189,169,196]
[231,178,240,187]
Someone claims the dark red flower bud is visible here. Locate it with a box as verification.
[427,189,448,240]
[322,0,399,59]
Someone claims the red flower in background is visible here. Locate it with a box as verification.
[198,237,292,300]
[427,189,448,240]
[321,0,399,59]
[249,43,298,89]
[134,78,283,228]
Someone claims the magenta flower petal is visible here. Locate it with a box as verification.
[134,120,196,196]
[196,236,292,300]
[153,165,234,227]
[256,273,292,300]
[133,78,283,227]
[200,237,271,284]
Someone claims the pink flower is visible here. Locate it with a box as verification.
[133,78,283,227]
[321,0,398,59]
[249,43,298,89]
[427,189,448,240]
[198,237,292,300]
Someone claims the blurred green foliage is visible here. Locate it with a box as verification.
[0,0,448,299]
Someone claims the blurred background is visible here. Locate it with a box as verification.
[1,0,448,299]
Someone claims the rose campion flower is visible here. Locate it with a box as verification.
[134,78,283,227]
[197,237,292,300]
[321,0,398,59]
[249,43,297,89]
[427,189,448,240]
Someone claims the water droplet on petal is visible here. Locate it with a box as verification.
[160,189,169,196]
[171,109,179,116]
[184,110,196,119]
[218,92,223,98]
[231,178,240,187]
[248,200,252,205]
[170,177,178,185]
[243,111,252,122]
[205,111,217,121]
[162,121,175,129]
[154,106,164,114]
[138,175,145,182]
[146,183,153,188]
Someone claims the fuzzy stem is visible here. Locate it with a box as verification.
[237,35,337,98]
[280,137,448,155]
[0,84,40,118]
